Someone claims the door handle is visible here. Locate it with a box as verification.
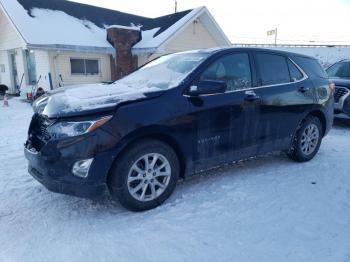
[298,87,310,93]
[244,90,260,101]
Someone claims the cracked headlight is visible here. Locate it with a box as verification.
[47,115,112,139]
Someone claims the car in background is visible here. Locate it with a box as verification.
[25,48,334,212]
[326,60,350,117]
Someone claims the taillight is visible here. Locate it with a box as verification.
[329,82,336,93]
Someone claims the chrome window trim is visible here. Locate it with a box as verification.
[251,57,308,90]
[184,57,309,97]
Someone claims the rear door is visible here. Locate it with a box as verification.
[186,52,260,172]
[252,52,314,153]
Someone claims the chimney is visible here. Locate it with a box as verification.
[107,26,141,80]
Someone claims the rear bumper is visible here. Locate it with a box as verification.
[321,95,334,137]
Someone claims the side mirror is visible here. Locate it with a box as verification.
[188,80,227,96]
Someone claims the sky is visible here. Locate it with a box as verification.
[71,0,350,45]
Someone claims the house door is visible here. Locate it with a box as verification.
[10,52,19,92]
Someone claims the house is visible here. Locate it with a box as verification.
[0,0,231,95]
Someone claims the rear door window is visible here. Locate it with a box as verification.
[256,53,290,86]
[200,53,252,92]
[293,56,328,79]
[288,60,304,82]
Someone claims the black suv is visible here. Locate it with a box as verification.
[25,48,333,211]
[326,60,350,117]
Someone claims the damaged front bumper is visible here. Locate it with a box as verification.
[24,142,114,199]
[24,147,108,199]
[24,122,119,199]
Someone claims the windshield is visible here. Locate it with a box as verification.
[116,52,210,90]
[326,62,350,78]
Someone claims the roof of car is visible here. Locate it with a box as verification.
[336,59,350,63]
[193,47,316,59]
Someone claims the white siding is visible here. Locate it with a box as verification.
[137,19,222,67]
[34,50,51,91]
[137,53,152,68]
[50,51,111,88]
[163,20,219,53]
[0,7,25,50]
[0,50,11,88]
[0,49,26,93]
[0,7,26,92]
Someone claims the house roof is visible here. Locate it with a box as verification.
[0,0,230,54]
[17,0,192,38]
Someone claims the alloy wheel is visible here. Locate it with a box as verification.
[300,123,320,155]
[127,153,171,202]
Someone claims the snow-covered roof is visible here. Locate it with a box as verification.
[0,0,227,54]
[106,25,141,31]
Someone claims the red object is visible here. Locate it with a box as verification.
[27,92,33,101]
[3,95,9,107]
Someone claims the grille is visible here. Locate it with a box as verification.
[27,114,54,152]
[37,115,52,140]
[334,86,349,103]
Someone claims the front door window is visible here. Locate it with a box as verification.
[200,53,252,92]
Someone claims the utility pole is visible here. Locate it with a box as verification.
[175,0,178,13]
[274,27,278,46]
[267,28,278,46]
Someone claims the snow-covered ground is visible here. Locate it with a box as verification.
[0,99,349,262]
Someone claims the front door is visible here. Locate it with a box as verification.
[187,52,259,172]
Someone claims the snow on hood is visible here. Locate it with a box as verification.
[33,83,165,118]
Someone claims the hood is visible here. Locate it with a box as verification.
[329,78,350,88]
[33,83,165,118]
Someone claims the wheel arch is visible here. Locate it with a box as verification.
[107,130,188,183]
[308,110,327,136]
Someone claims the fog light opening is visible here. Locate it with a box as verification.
[72,158,94,178]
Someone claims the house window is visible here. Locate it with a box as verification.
[25,50,37,84]
[70,59,99,75]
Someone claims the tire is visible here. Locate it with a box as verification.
[108,139,180,212]
[287,116,323,162]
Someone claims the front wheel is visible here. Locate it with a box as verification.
[287,116,323,162]
[108,139,180,212]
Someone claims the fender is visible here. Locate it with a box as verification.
[104,125,194,182]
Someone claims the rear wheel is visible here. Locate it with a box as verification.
[287,116,323,162]
[109,139,179,212]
